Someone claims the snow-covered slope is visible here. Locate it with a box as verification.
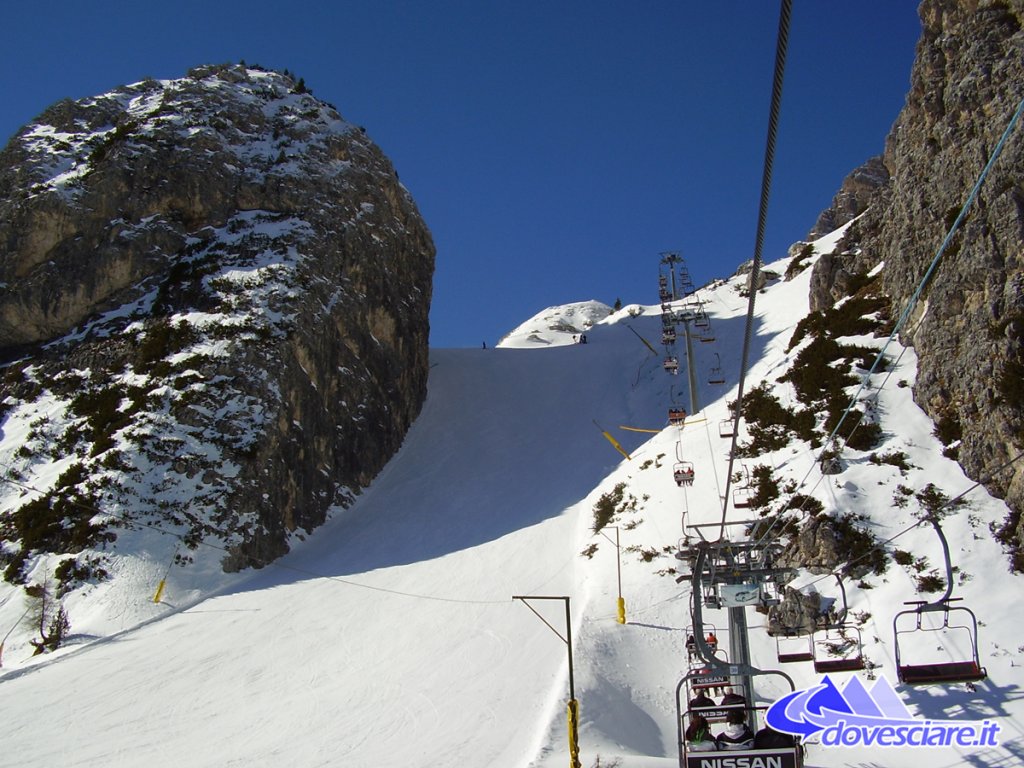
[0,233,1021,767]
[500,300,614,347]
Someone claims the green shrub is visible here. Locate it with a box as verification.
[916,572,946,593]
[893,549,914,566]
[787,493,824,516]
[830,515,888,577]
[592,483,626,533]
[868,450,913,471]
[749,464,780,509]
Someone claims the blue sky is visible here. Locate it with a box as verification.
[1,2,922,348]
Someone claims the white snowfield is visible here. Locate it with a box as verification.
[1,241,1022,767]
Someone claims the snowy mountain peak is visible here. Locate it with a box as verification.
[499,300,614,347]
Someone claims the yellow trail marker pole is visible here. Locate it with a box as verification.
[567,698,581,768]
[153,543,179,604]
[625,323,659,356]
[594,420,630,460]
[599,526,626,624]
[513,596,581,768]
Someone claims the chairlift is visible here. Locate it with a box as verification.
[806,576,865,672]
[708,354,725,385]
[718,419,734,437]
[677,668,804,767]
[699,330,715,343]
[891,515,988,686]
[674,461,695,487]
[684,623,723,665]
[662,327,677,345]
[813,626,865,674]
[775,632,814,664]
[664,356,679,375]
[894,599,987,685]
[668,407,687,427]
[660,287,672,302]
[731,465,753,508]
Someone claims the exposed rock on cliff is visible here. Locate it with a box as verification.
[806,0,1024,566]
[0,64,434,586]
[806,155,890,242]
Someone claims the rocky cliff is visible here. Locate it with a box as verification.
[0,63,434,587]
[807,0,1024,567]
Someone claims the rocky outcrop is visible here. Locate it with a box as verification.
[766,587,829,637]
[807,0,1024,565]
[0,64,434,580]
[806,155,890,241]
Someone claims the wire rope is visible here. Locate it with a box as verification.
[719,0,792,541]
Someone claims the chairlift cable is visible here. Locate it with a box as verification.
[718,0,792,542]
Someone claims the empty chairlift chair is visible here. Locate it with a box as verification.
[893,599,987,685]
[812,574,865,674]
[731,466,753,508]
[813,625,865,673]
[708,353,725,385]
[693,306,710,329]
[891,514,988,686]
[775,631,814,664]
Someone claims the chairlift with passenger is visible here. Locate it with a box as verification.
[674,461,695,486]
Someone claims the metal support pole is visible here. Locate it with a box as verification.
[682,320,699,416]
[600,526,625,624]
[513,595,581,768]
[728,605,754,713]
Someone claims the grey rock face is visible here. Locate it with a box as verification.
[0,64,434,576]
[806,155,890,242]
[806,1,1024,562]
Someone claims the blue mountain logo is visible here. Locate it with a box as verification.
[765,675,1000,749]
